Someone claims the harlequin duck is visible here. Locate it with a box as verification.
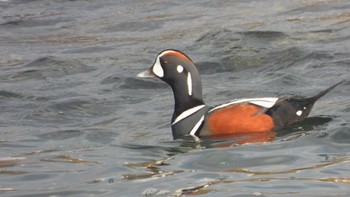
[137,49,342,140]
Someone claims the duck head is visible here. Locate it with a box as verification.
[138,49,206,121]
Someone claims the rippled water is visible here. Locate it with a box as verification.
[1,0,350,196]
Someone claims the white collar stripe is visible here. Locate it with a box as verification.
[189,115,205,136]
[172,105,206,125]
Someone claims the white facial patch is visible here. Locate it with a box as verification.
[187,72,192,96]
[152,57,164,77]
[296,110,303,116]
[176,65,184,73]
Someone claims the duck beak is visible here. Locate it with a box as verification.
[137,68,156,78]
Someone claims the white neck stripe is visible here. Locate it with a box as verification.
[172,105,206,125]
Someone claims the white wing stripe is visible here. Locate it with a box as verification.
[249,99,278,108]
[209,97,278,112]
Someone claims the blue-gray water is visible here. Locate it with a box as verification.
[1,0,350,196]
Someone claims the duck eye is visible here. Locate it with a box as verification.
[161,59,168,64]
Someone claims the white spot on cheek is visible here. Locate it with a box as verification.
[187,72,192,96]
[296,110,303,116]
[152,57,164,77]
[176,65,184,73]
[303,107,306,109]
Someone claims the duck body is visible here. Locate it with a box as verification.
[138,49,341,140]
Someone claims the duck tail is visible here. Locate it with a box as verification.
[266,81,343,129]
[307,80,344,103]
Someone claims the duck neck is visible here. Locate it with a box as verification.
[170,79,205,122]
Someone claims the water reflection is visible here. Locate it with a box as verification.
[120,137,350,196]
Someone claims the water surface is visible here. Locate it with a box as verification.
[1,0,350,196]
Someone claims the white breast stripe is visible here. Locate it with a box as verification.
[172,105,206,125]
[189,115,205,136]
[209,97,278,112]
[187,72,192,96]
